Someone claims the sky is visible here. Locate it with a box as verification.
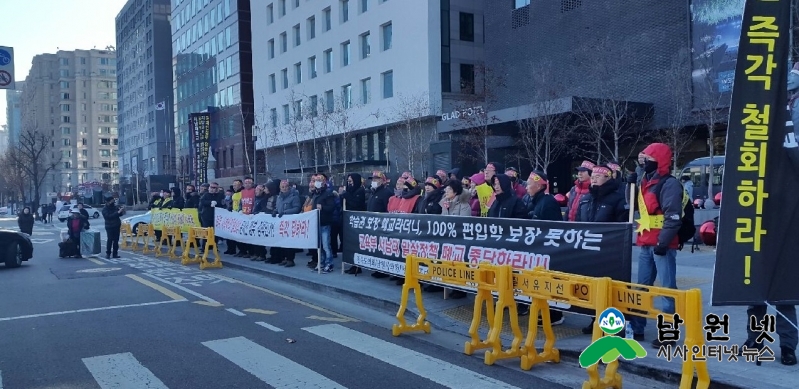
[1,0,128,127]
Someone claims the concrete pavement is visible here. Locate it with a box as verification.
[0,219,582,389]
[217,244,797,389]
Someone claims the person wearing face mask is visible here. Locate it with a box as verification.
[504,167,527,199]
[628,143,685,348]
[102,195,125,259]
[565,160,594,221]
[461,176,481,217]
[470,173,492,217]
[148,192,162,210]
[273,180,302,266]
[387,177,422,214]
[17,206,34,235]
[416,177,444,215]
[199,183,224,254]
[341,173,366,212]
[363,171,393,278]
[310,174,337,273]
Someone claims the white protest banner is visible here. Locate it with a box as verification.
[213,208,319,249]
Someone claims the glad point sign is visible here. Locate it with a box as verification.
[441,106,484,121]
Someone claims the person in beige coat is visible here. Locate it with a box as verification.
[440,180,472,216]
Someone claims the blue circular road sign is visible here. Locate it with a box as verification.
[0,49,10,66]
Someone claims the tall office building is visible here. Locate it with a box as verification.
[251,0,483,178]
[171,0,255,186]
[116,0,175,183]
[4,81,24,145]
[0,125,8,155]
[21,50,120,197]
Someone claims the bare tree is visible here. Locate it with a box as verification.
[389,92,437,175]
[10,128,61,211]
[0,149,29,203]
[253,97,275,179]
[656,50,697,173]
[282,89,310,176]
[237,104,255,177]
[517,60,570,171]
[456,64,505,165]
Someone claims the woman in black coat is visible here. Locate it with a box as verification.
[17,206,34,235]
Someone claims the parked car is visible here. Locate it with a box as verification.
[0,229,34,268]
[122,211,152,234]
[57,204,101,222]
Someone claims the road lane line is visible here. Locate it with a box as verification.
[303,324,523,389]
[255,321,283,332]
[214,275,356,322]
[226,308,246,316]
[0,300,185,322]
[243,308,277,315]
[142,273,221,304]
[202,337,346,388]
[83,352,169,389]
[194,300,223,307]
[125,274,184,301]
[307,315,352,323]
[84,256,106,265]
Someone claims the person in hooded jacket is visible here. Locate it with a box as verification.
[575,165,628,334]
[505,167,527,199]
[184,185,200,209]
[341,173,366,212]
[565,160,594,221]
[66,209,89,258]
[416,177,444,215]
[488,174,527,219]
[17,206,34,235]
[102,195,125,259]
[249,184,271,262]
[170,187,185,209]
[628,143,685,347]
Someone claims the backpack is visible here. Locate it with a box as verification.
[652,175,696,247]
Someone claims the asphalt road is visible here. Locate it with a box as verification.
[0,218,577,389]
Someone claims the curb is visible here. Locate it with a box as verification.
[221,259,755,389]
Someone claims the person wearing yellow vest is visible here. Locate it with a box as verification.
[226,179,244,256]
[628,143,684,348]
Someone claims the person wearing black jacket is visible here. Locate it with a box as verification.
[341,173,366,211]
[575,165,628,334]
[184,185,200,209]
[487,174,527,219]
[102,195,126,259]
[198,183,224,251]
[416,177,444,215]
[311,175,337,273]
[17,206,34,235]
[364,171,393,277]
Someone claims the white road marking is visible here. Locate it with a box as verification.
[226,308,246,316]
[142,273,221,304]
[303,324,523,389]
[0,300,185,322]
[203,337,347,389]
[83,352,169,389]
[255,321,283,332]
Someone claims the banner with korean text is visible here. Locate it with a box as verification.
[342,211,632,303]
[151,208,202,233]
[213,208,319,249]
[713,0,799,305]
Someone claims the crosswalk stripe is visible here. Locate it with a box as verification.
[303,324,523,389]
[203,336,347,389]
[255,321,283,332]
[82,352,169,389]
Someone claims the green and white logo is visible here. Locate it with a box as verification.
[579,307,648,368]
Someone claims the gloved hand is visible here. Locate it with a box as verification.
[626,172,638,184]
[653,244,669,256]
[278,213,284,218]
[211,201,217,207]
[271,210,278,217]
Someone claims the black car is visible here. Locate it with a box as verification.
[0,229,34,268]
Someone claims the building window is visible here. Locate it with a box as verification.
[382,70,394,98]
[61,104,70,112]
[323,7,332,31]
[281,68,289,88]
[341,41,350,66]
[293,100,303,120]
[280,32,287,52]
[270,108,278,127]
[341,0,349,23]
[381,23,392,50]
[267,3,274,24]
[268,39,275,59]
[62,116,70,123]
[294,62,302,84]
[324,49,333,73]
[514,0,531,9]
[341,84,352,108]
[325,90,334,112]
[441,62,452,92]
[309,95,318,117]
[269,74,276,93]
[460,63,475,93]
[278,0,286,17]
[293,0,299,8]
[282,104,290,124]
[308,16,316,39]
[360,0,368,13]
[459,12,474,42]
[60,81,69,89]
[309,56,317,79]
[360,78,371,104]
[360,32,371,59]
[293,24,301,46]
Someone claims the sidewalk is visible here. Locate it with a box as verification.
[217,246,795,388]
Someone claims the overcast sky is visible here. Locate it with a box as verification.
[1,0,127,127]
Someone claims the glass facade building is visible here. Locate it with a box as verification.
[171,0,254,184]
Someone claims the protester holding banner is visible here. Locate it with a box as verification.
[440,180,472,217]
[170,187,185,210]
[199,182,224,253]
[342,174,367,275]
[236,178,257,258]
[310,174,337,273]
[247,183,270,262]
[416,177,444,215]
[362,171,392,278]
[628,143,684,346]
[226,180,243,256]
[269,179,302,267]
[184,184,199,209]
[487,174,527,219]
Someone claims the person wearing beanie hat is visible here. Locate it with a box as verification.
[416,177,444,215]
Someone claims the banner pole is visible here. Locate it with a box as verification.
[318,208,322,274]
[628,184,636,224]
[342,199,347,275]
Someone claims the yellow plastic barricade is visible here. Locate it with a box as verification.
[193,227,222,270]
[167,226,184,261]
[181,228,202,266]
[609,282,709,389]
[155,225,175,258]
[131,223,151,252]
[392,255,432,336]
[119,223,132,249]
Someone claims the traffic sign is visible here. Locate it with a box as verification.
[0,46,15,90]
